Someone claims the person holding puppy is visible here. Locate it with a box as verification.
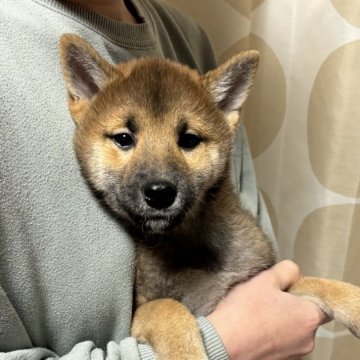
[0,0,327,359]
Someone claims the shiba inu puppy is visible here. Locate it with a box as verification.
[60,34,360,359]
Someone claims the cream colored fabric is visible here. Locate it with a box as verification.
[164,1,360,359]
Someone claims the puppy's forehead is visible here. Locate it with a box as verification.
[93,59,229,138]
[115,59,210,117]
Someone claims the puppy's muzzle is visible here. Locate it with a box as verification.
[142,181,177,210]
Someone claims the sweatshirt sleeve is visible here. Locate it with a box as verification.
[0,339,155,360]
[0,341,135,360]
[0,286,154,360]
[1,287,223,360]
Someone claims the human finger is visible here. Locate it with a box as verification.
[270,260,301,291]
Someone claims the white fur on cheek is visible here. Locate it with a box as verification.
[226,111,240,132]
[208,146,223,179]
[85,145,111,191]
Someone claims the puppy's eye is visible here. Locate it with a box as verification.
[178,133,202,150]
[113,133,134,150]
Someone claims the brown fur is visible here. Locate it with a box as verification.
[60,34,360,359]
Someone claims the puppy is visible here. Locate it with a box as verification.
[60,34,360,359]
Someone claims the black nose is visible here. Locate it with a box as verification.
[143,181,177,210]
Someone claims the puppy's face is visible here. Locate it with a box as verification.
[60,34,259,235]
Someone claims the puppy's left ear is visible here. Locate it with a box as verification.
[60,33,117,123]
[203,50,259,131]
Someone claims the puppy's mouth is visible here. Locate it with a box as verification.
[126,208,187,236]
[103,179,195,236]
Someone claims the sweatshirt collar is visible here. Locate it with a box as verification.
[32,0,157,48]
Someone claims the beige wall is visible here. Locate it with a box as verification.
[163,1,360,359]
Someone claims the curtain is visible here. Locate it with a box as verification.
[164,1,360,359]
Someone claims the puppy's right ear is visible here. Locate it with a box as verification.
[60,34,117,123]
[202,51,259,133]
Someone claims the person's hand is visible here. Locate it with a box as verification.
[207,260,329,360]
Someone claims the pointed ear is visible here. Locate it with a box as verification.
[203,50,259,131]
[59,33,117,123]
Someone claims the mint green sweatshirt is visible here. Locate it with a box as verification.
[0,1,275,359]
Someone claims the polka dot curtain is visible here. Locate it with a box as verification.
[164,0,360,358]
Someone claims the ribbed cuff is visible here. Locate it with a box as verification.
[119,337,155,360]
[138,343,156,360]
[197,317,229,360]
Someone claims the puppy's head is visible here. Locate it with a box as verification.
[60,34,259,235]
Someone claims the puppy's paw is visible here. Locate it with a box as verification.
[132,298,207,360]
[290,277,360,337]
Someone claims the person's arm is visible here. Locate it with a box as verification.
[0,285,154,360]
[0,340,155,360]
[207,260,328,360]
[0,341,147,360]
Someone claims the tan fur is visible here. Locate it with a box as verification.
[132,299,207,360]
[60,34,360,360]
[59,34,118,123]
[290,277,360,337]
